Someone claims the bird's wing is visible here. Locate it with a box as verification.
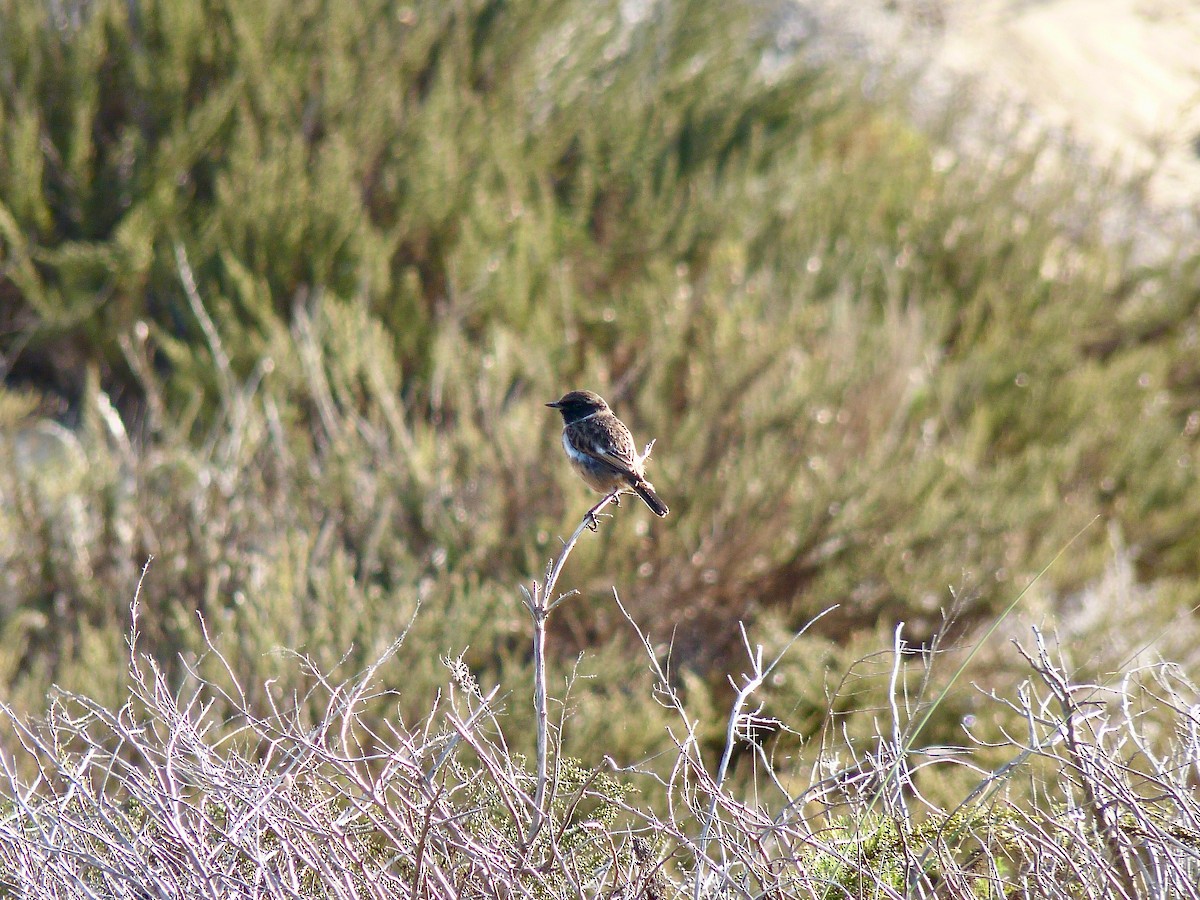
[576,419,642,477]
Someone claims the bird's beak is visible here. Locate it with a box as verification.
[545,401,561,408]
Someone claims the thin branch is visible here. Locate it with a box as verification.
[526,491,620,845]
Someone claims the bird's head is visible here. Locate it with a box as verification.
[546,390,609,423]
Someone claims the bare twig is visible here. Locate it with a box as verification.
[521,491,620,844]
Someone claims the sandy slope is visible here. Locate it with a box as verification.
[794,0,1200,245]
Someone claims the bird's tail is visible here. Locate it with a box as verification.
[631,479,669,517]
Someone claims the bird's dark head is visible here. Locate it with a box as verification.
[546,390,609,424]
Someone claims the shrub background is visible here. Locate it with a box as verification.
[3,0,1200,784]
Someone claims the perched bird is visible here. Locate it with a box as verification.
[546,390,669,518]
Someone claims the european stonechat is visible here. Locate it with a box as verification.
[546,390,669,517]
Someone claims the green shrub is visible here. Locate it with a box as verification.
[2,0,1200,775]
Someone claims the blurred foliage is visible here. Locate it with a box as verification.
[3,0,1200,787]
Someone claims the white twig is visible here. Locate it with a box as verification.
[523,491,620,844]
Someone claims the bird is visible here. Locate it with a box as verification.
[546,390,669,518]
